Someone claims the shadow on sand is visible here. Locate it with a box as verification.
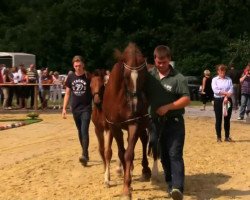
[133,172,250,200]
[185,173,250,199]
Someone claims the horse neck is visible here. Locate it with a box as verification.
[109,63,125,93]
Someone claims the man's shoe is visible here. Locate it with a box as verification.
[217,138,222,143]
[79,156,88,166]
[166,184,172,198]
[171,188,183,200]
[225,137,234,142]
[237,117,244,120]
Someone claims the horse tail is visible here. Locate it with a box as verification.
[147,120,161,160]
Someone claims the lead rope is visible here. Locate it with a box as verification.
[105,114,149,125]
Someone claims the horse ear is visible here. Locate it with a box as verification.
[113,48,122,61]
[85,71,91,80]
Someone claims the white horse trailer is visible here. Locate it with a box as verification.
[0,52,36,67]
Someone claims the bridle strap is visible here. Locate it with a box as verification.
[123,61,147,71]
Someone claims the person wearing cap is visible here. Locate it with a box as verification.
[200,69,214,111]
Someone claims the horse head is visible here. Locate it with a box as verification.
[121,42,147,115]
[90,69,105,109]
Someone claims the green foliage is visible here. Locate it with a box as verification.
[27,112,39,119]
[227,33,250,68]
[0,0,250,75]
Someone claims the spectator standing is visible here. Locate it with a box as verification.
[62,55,92,167]
[0,64,4,105]
[18,66,29,109]
[145,45,190,200]
[11,66,21,107]
[37,69,44,108]
[51,71,62,109]
[6,67,14,108]
[27,64,38,109]
[0,63,6,104]
[104,70,110,85]
[41,69,53,109]
[200,69,214,111]
[49,70,54,101]
[227,64,241,111]
[237,64,250,120]
[212,64,233,142]
[2,68,13,109]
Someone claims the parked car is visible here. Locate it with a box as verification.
[185,76,201,101]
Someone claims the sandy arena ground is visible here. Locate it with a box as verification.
[0,109,249,200]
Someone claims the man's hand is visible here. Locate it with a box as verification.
[62,109,67,119]
[156,104,171,116]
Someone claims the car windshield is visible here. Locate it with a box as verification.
[186,76,200,85]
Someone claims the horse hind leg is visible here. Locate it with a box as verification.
[147,141,159,182]
[115,159,123,176]
[104,163,111,188]
[103,130,113,187]
[147,121,160,183]
[151,160,160,183]
[151,143,160,183]
[140,129,151,181]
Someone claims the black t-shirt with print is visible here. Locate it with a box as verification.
[65,73,92,113]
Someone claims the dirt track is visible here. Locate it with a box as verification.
[0,109,249,200]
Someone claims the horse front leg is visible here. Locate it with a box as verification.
[94,127,105,169]
[122,124,139,199]
[104,129,113,187]
[111,127,126,176]
[139,129,151,181]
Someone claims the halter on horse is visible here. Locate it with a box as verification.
[103,43,151,199]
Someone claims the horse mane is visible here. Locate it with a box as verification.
[113,42,141,63]
[92,69,105,79]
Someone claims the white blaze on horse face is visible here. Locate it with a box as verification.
[131,70,138,107]
[131,70,138,93]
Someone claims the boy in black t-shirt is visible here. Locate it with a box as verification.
[62,56,92,166]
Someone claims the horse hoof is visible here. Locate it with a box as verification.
[141,167,151,181]
[119,194,131,200]
[104,182,110,188]
[150,177,160,185]
[141,173,151,182]
[116,168,123,176]
[79,156,88,167]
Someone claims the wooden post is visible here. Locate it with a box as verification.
[34,84,38,111]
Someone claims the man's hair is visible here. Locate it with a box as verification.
[216,64,227,71]
[72,55,85,64]
[154,45,172,59]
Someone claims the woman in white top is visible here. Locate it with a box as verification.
[211,64,233,142]
[52,71,62,109]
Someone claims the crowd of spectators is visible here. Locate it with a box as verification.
[0,63,66,110]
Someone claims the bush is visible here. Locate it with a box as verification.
[27,112,39,119]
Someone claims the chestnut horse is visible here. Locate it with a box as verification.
[102,43,151,198]
[90,69,123,187]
